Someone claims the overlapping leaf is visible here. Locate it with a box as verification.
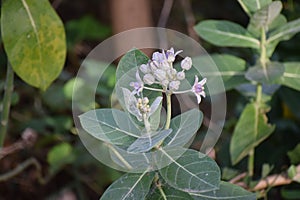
[230,103,275,164]
[100,171,154,200]
[237,0,272,14]
[146,185,193,200]
[157,148,220,193]
[79,109,139,147]
[1,0,66,90]
[164,109,202,147]
[128,129,172,153]
[194,20,260,49]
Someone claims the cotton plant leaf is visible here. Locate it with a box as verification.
[100,171,155,200]
[164,109,202,147]
[191,181,256,200]
[194,20,260,49]
[157,148,220,193]
[230,103,275,164]
[79,109,140,147]
[1,0,66,90]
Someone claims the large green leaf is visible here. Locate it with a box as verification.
[191,181,256,200]
[248,1,282,32]
[190,54,248,93]
[164,109,202,147]
[100,171,154,200]
[230,103,275,164]
[79,109,140,147]
[194,20,260,49]
[128,129,172,153]
[237,0,272,14]
[245,61,284,84]
[1,0,66,90]
[267,18,300,44]
[276,62,300,91]
[157,148,220,193]
[146,185,193,200]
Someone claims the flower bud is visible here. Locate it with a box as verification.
[176,71,185,80]
[143,74,155,85]
[161,80,169,88]
[154,69,166,82]
[169,81,180,91]
[140,64,150,74]
[181,57,192,70]
[149,61,158,71]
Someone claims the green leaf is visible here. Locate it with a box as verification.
[100,171,154,200]
[276,62,300,91]
[237,0,272,14]
[191,54,248,93]
[287,165,300,183]
[250,1,282,29]
[146,185,193,200]
[47,142,75,174]
[194,20,260,48]
[1,0,66,90]
[157,148,220,193]
[191,181,256,200]
[230,103,275,164]
[267,18,300,44]
[79,109,140,147]
[164,109,202,147]
[287,144,300,165]
[128,129,172,153]
[245,61,284,84]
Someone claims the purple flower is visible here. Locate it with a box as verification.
[130,71,144,96]
[191,76,206,104]
[165,48,182,62]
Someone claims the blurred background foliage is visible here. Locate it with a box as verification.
[0,0,300,199]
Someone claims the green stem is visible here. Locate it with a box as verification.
[164,93,172,129]
[0,63,14,147]
[248,149,255,178]
[154,173,167,200]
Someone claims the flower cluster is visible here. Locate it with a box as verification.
[129,47,206,107]
[138,48,193,92]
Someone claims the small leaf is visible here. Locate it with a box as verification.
[230,103,275,165]
[1,0,66,90]
[237,0,272,14]
[47,143,75,174]
[164,109,202,147]
[146,185,193,200]
[250,1,282,29]
[261,163,273,178]
[194,20,260,48]
[287,144,300,165]
[276,62,300,91]
[245,61,284,84]
[191,54,248,93]
[157,148,220,193]
[79,109,140,147]
[127,129,172,153]
[191,181,256,200]
[100,171,154,200]
[267,18,300,44]
[287,165,300,183]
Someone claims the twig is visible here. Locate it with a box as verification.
[252,173,293,191]
[229,172,247,184]
[179,0,199,42]
[0,157,48,184]
[0,62,14,147]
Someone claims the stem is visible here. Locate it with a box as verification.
[164,93,172,129]
[0,63,14,147]
[143,114,151,134]
[248,149,255,178]
[154,172,167,200]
